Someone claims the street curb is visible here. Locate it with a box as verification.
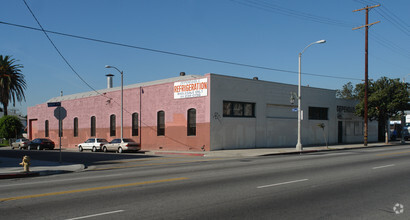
[0,172,40,179]
[0,164,86,179]
[259,143,402,157]
[151,152,205,157]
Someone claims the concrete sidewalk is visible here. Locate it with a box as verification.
[0,157,85,179]
[146,142,403,157]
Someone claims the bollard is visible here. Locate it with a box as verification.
[19,155,30,172]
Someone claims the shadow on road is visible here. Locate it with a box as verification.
[0,147,159,167]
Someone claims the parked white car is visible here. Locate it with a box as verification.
[102,138,140,153]
[78,138,109,152]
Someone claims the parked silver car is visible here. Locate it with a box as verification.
[102,138,140,153]
[11,138,30,150]
[78,138,109,152]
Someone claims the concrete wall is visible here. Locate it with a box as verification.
[209,74,376,150]
[28,75,211,151]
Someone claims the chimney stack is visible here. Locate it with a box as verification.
[106,74,114,89]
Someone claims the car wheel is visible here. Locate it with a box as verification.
[19,147,22,150]
[103,146,107,153]
[92,146,97,152]
[118,147,123,153]
[79,146,83,152]
[37,145,41,150]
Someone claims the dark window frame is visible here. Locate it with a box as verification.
[45,120,49,137]
[157,111,165,136]
[110,114,116,136]
[73,117,78,137]
[308,107,329,120]
[90,116,96,137]
[223,101,255,117]
[132,112,138,136]
[187,108,196,136]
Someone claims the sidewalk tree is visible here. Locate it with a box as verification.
[0,115,23,139]
[0,55,27,116]
[353,77,410,141]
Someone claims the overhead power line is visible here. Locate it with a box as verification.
[22,0,99,94]
[0,20,361,81]
[231,0,357,28]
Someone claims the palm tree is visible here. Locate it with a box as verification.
[0,55,26,116]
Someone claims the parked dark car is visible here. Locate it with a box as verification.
[28,138,55,150]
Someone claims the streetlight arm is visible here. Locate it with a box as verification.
[300,40,326,55]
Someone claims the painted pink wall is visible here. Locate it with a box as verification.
[27,75,211,151]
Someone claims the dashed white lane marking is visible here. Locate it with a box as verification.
[372,164,395,170]
[66,210,124,220]
[257,179,309,189]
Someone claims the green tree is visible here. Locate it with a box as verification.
[0,115,23,139]
[336,82,357,99]
[354,77,410,141]
[0,55,26,116]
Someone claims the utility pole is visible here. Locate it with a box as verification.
[353,4,380,146]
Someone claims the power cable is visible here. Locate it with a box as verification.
[231,0,357,28]
[0,20,362,81]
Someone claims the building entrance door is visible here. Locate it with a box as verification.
[338,121,343,143]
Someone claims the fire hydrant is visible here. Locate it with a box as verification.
[19,155,30,172]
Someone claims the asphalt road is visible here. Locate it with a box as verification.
[1,145,410,219]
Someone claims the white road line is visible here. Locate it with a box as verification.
[66,210,124,220]
[372,164,395,170]
[257,179,309,189]
[0,173,123,188]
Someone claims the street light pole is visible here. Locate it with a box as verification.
[105,65,123,143]
[297,40,326,151]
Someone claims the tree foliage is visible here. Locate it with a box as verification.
[0,115,23,139]
[354,77,410,121]
[336,82,357,99]
[0,55,27,116]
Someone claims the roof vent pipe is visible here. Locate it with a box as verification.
[106,74,114,89]
[180,72,186,76]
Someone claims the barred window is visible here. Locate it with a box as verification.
[73,117,78,137]
[90,116,96,137]
[110,114,116,136]
[157,111,165,136]
[187,108,196,136]
[308,107,328,120]
[45,120,49,137]
[223,101,255,117]
[132,113,138,136]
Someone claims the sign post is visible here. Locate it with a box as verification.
[47,102,66,163]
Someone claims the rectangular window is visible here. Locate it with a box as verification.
[308,107,328,120]
[110,115,116,136]
[91,116,96,137]
[157,111,165,136]
[223,101,255,117]
[74,118,78,137]
[187,109,196,136]
[132,113,138,136]
[45,120,49,137]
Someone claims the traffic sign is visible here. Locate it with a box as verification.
[47,102,61,107]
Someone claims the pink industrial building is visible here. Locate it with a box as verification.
[28,73,211,151]
[27,73,377,151]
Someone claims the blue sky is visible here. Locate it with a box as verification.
[1,0,410,115]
